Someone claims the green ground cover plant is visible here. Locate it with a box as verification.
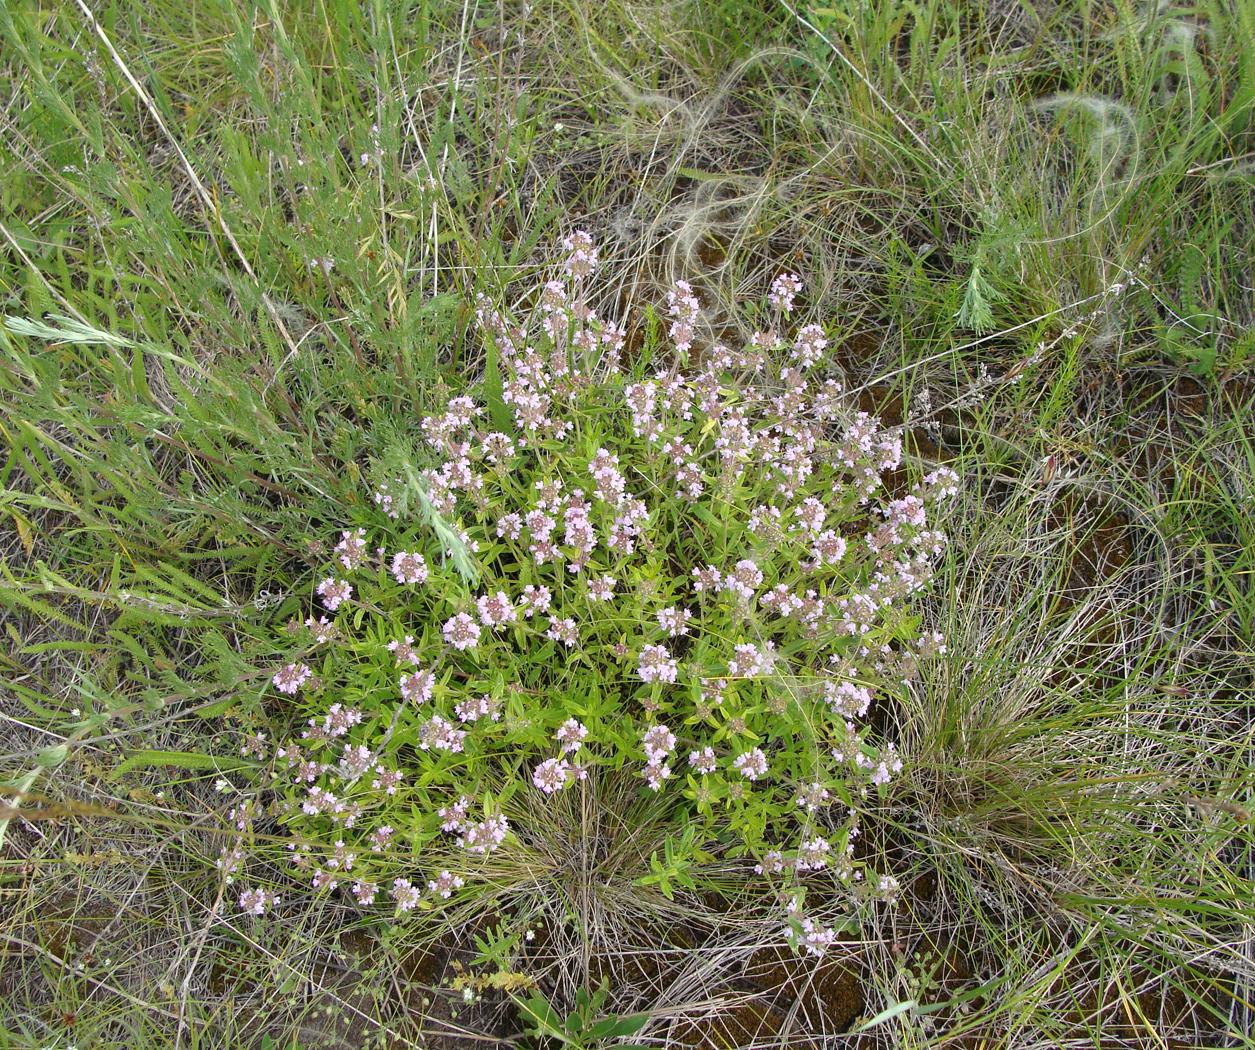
[242,242,959,949]
[0,0,1252,1047]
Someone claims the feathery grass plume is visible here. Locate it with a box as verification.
[5,313,132,346]
[408,463,482,589]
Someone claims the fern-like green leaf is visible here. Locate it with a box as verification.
[110,749,252,780]
[956,263,999,333]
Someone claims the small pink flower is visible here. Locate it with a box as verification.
[373,480,401,519]
[525,509,556,538]
[418,715,466,753]
[546,617,578,648]
[238,887,279,916]
[824,680,872,718]
[667,281,700,352]
[916,631,947,657]
[919,467,960,501]
[438,798,469,833]
[387,635,421,666]
[563,229,598,279]
[656,606,692,637]
[793,497,827,533]
[795,782,831,812]
[239,732,267,759]
[797,915,836,956]
[755,850,786,875]
[555,718,588,753]
[689,747,717,774]
[860,743,903,786]
[304,615,336,644]
[728,641,775,678]
[749,505,781,535]
[338,744,374,779]
[391,551,429,585]
[316,577,352,610]
[481,432,514,463]
[795,837,831,872]
[642,760,671,791]
[723,559,763,599]
[497,513,523,540]
[811,530,847,565]
[533,757,572,794]
[272,662,311,695]
[372,767,403,795]
[638,644,678,684]
[692,565,722,592]
[642,724,677,761]
[334,528,368,570]
[768,272,802,313]
[791,324,828,367]
[520,584,552,617]
[443,612,481,650]
[427,870,465,899]
[400,669,435,704]
[588,575,616,601]
[459,814,509,854]
[732,748,768,781]
[309,863,336,888]
[455,695,499,723]
[476,590,517,627]
[392,878,421,911]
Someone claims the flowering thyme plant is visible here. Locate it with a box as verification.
[238,234,958,956]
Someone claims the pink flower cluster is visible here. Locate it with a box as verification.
[272,662,311,695]
[638,644,678,684]
[641,724,676,790]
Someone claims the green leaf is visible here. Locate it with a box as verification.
[854,998,918,1031]
[481,334,512,434]
[36,743,68,768]
[588,1012,650,1037]
[517,993,564,1037]
[0,767,43,853]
